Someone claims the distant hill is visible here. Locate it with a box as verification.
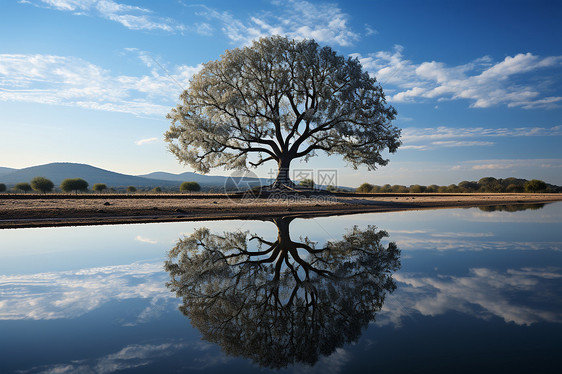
[138,171,267,187]
[0,163,180,188]
[0,162,268,190]
[140,171,232,184]
[0,167,16,177]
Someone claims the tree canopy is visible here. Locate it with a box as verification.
[30,176,54,193]
[298,178,314,189]
[92,183,107,193]
[166,36,400,188]
[356,176,560,193]
[524,179,547,193]
[14,182,32,193]
[60,178,88,194]
[180,181,201,193]
[165,217,400,368]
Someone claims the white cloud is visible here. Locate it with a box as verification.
[135,235,158,243]
[508,96,562,109]
[294,348,350,374]
[395,235,561,252]
[27,0,186,32]
[356,157,562,186]
[364,24,378,36]
[356,46,562,109]
[198,0,359,47]
[195,22,214,36]
[472,163,515,170]
[390,222,561,252]
[28,1,359,45]
[430,232,495,238]
[0,261,172,320]
[24,342,188,374]
[400,145,430,150]
[135,138,159,146]
[400,125,562,150]
[0,53,201,116]
[431,140,494,147]
[379,266,562,327]
[458,158,562,171]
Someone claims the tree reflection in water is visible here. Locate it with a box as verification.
[165,217,400,369]
[478,203,545,212]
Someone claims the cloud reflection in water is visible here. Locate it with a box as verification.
[0,261,172,321]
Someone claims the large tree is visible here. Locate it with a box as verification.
[166,36,400,189]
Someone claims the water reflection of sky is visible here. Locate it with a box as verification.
[1,203,561,373]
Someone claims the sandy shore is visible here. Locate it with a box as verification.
[0,193,560,229]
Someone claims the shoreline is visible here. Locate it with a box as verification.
[1,193,560,229]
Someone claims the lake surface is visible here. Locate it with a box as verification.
[1,203,561,373]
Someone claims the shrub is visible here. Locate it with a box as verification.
[356,183,374,193]
[30,177,55,193]
[127,186,137,193]
[0,183,6,193]
[298,179,315,189]
[409,184,426,193]
[15,182,32,193]
[93,183,107,193]
[60,178,89,194]
[152,186,162,193]
[180,181,201,193]
[380,184,393,193]
[426,184,439,193]
[391,185,409,193]
[458,181,479,192]
[478,177,502,192]
[524,179,547,193]
[180,182,201,192]
[447,184,461,193]
[502,177,525,190]
[506,184,524,193]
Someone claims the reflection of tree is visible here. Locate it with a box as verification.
[165,217,400,369]
[478,203,545,212]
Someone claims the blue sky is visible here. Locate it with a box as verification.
[1,0,561,186]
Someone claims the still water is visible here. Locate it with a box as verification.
[1,203,561,373]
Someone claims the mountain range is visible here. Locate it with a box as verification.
[0,162,266,189]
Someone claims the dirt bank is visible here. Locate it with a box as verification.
[0,193,560,229]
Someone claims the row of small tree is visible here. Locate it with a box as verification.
[0,177,202,194]
[357,177,557,194]
[1,177,92,194]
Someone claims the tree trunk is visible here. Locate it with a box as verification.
[271,157,294,189]
[272,217,294,281]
